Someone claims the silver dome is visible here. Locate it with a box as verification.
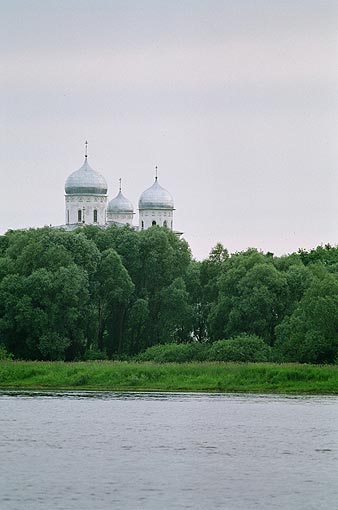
[138,178,174,210]
[65,158,108,195]
[108,190,134,214]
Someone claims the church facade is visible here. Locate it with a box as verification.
[64,144,176,231]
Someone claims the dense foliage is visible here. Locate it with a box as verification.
[0,226,337,363]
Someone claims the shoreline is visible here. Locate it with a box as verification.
[1,361,337,395]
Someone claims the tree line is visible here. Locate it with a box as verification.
[0,225,337,363]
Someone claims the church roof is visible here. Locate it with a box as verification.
[65,157,108,195]
[108,190,134,214]
[138,178,174,210]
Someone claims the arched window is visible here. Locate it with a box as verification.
[78,209,82,222]
[67,210,70,224]
[163,220,167,228]
[141,220,144,230]
[152,220,156,226]
[171,221,173,230]
[93,209,98,223]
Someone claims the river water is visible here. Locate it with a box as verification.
[0,392,337,510]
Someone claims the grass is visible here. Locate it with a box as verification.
[0,361,337,394]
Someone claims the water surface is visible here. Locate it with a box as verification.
[0,391,337,509]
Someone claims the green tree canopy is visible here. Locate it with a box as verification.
[208,250,288,344]
[275,273,338,363]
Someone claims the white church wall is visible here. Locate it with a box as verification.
[107,212,134,225]
[65,195,107,226]
[139,209,173,230]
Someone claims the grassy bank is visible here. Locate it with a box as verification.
[0,361,337,394]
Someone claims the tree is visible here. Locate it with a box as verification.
[298,244,338,269]
[125,298,149,355]
[0,265,90,360]
[158,278,193,344]
[284,264,314,313]
[181,244,229,343]
[138,227,191,295]
[199,243,229,305]
[184,261,207,341]
[82,224,142,284]
[275,273,338,363]
[1,228,100,287]
[94,248,134,356]
[135,227,192,347]
[208,250,288,344]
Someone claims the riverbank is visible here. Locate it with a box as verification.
[0,361,337,394]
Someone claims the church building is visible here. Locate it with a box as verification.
[64,143,176,232]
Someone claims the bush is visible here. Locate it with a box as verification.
[136,342,209,363]
[208,334,271,362]
[136,337,272,363]
[83,349,108,361]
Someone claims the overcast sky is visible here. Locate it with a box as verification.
[1,0,337,259]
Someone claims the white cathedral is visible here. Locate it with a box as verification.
[64,143,176,232]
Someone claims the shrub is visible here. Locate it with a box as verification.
[208,334,271,362]
[136,342,209,363]
[83,349,108,361]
